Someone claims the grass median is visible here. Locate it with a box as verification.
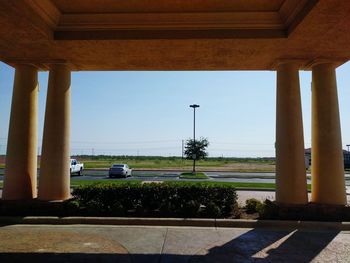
[179,172,209,179]
[70,178,311,190]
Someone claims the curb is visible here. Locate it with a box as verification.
[0,217,349,230]
[215,219,350,230]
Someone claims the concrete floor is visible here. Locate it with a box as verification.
[0,224,349,262]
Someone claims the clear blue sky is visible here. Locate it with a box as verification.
[1,61,350,157]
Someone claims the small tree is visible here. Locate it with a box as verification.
[184,137,209,174]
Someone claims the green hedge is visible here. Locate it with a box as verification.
[245,198,263,214]
[71,181,238,218]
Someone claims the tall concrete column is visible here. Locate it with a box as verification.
[38,64,71,201]
[275,62,308,204]
[3,64,38,200]
[311,63,346,205]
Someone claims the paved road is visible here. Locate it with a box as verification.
[0,169,281,183]
[71,174,279,183]
[1,169,350,185]
[72,170,350,186]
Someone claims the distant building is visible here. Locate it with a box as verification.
[305,149,311,169]
[305,148,350,169]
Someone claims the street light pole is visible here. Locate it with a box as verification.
[190,104,200,174]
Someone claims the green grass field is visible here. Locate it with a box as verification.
[1,155,350,173]
[81,159,237,169]
[0,155,276,173]
[74,155,275,171]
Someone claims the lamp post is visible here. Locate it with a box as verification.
[189,104,200,174]
[347,144,350,152]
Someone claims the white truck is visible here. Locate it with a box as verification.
[70,159,84,176]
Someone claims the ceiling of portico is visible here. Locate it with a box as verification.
[0,0,349,70]
[28,0,318,39]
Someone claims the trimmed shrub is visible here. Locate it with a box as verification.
[109,202,125,216]
[181,200,201,217]
[71,181,238,218]
[64,199,80,214]
[256,199,279,219]
[203,202,221,218]
[245,198,262,214]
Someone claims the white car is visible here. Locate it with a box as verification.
[70,159,84,176]
[109,164,132,178]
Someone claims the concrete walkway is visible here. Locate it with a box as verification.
[236,190,350,206]
[0,224,349,262]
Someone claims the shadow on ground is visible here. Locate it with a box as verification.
[0,227,340,263]
[191,229,339,263]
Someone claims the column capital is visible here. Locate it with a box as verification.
[271,58,307,70]
[271,57,349,70]
[6,62,40,71]
[47,62,72,71]
[2,59,74,71]
[305,58,348,69]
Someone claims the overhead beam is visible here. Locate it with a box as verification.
[279,0,320,35]
[23,0,61,29]
[54,29,286,40]
[57,12,283,30]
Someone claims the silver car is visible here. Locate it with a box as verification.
[109,164,132,178]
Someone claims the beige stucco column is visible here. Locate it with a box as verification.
[38,64,71,201]
[3,64,38,200]
[275,62,308,204]
[311,63,346,205]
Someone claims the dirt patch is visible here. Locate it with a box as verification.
[195,163,275,172]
